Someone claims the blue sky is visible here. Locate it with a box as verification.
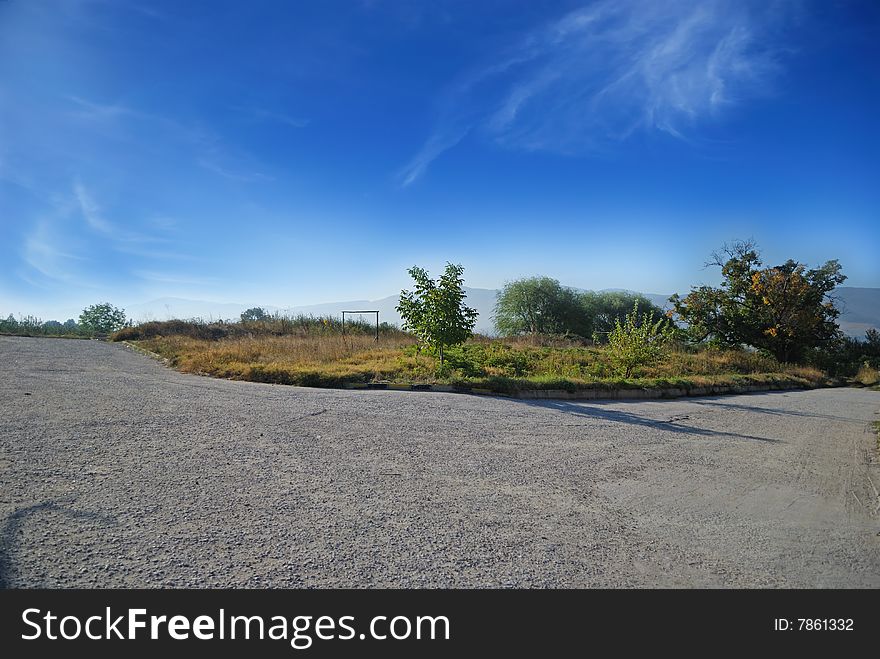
[1,0,878,320]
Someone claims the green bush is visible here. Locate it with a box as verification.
[111,315,402,342]
[606,303,674,377]
[0,314,89,337]
[79,303,127,334]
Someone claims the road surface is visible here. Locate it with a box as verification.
[1,336,879,587]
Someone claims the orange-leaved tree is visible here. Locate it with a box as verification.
[670,241,846,362]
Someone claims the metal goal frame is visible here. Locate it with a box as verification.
[341,310,379,342]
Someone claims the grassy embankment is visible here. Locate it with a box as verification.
[113,318,827,395]
[853,363,880,388]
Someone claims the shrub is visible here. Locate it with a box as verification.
[854,363,879,387]
[606,303,673,377]
[241,307,269,323]
[79,303,127,334]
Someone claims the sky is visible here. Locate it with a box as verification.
[1,0,879,321]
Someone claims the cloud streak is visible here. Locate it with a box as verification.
[232,105,310,129]
[20,182,187,292]
[73,182,116,234]
[65,95,275,184]
[399,0,792,185]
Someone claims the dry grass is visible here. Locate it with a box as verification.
[139,334,425,387]
[854,364,880,387]
[134,333,828,393]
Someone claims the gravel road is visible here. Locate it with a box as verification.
[2,336,879,588]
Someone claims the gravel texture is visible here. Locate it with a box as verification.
[2,335,879,588]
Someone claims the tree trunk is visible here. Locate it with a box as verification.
[439,344,444,365]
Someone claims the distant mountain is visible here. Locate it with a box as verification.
[835,287,880,338]
[125,286,878,338]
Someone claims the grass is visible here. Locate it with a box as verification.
[853,364,880,388]
[118,319,828,394]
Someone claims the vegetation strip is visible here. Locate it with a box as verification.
[122,329,831,399]
[339,380,826,400]
[120,335,828,400]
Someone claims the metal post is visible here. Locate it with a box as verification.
[340,310,380,343]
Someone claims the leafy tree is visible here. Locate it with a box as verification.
[397,263,478,364]
[79,303,127,334]
[670,241,846,362]
[240,307,269,323]
[63,319,78,330]
[494,277,587,337]
[808,329,880,375]
[18,315,43,331]
[866,328,880,352]
[581,291,668,336]
[607,302,673,377]
[494,280,668,340]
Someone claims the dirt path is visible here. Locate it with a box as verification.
[1,336,878,587]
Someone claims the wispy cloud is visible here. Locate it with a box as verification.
[0,153,37,193]
[20,182,193,290]
[66,95,139,122]
[196,157,274,182]
[73,181,115,234]
[73,181,174,243]
[22,220,92,287]
[132,270,219,286]
[233,106,310,129]
[398,128,471,187]
[65,95,275,184]
[399,0,792,185]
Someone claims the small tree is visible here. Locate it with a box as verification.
[397,263,478,364]
[241,307,269,323]
[79,303,127,334]
[607,302,673,377]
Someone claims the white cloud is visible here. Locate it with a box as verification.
[132,270,219,286]
[73,181,182,245]
[22,220,91,286]
[66,95,138,122]
[73,181,115,234]
[232,106,310,129]
[399,0,791,184]
[64,95,275,184]
[196,157,274,183]
[398,128,470,187]
[20,182,185,288]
